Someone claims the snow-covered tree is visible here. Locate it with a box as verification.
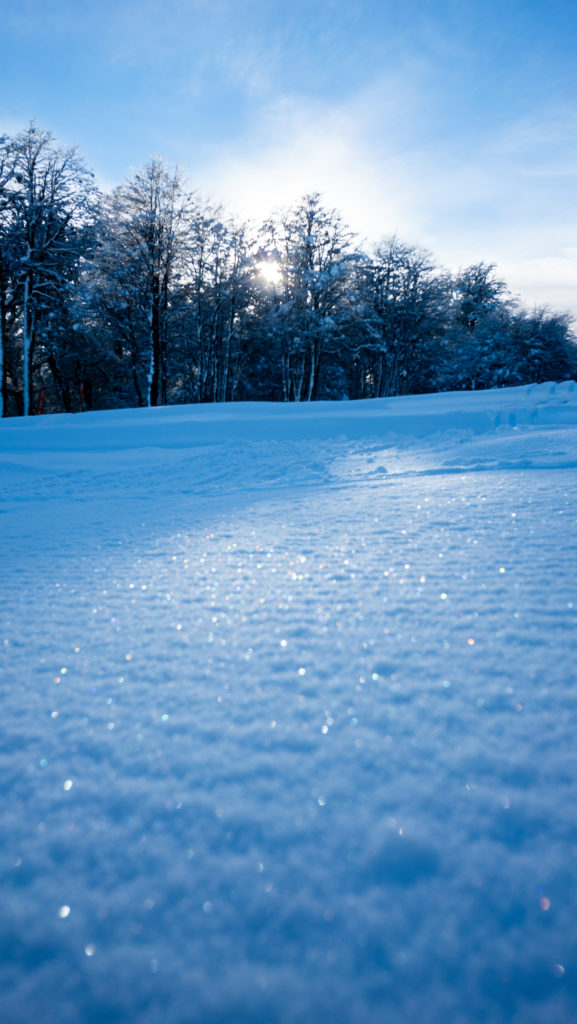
[1,123,575,414]
[1,124,97,415]
[176,204,254,403]
[260,194,356,401]
[0,137,18,416]
[343,237,449,398]
[95,159,192,407]
[511,307,575,384]
[438,265,575,391]
[452,262,508,334]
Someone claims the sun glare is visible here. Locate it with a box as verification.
[257,260,282,286]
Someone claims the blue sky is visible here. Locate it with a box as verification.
[2,0,577,313]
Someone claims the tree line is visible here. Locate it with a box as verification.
[0,123,575,417]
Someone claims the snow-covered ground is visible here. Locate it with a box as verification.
[1,382,576,1024]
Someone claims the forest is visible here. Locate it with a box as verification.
[0,123,575,417]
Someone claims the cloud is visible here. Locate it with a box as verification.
[193,79,426,240]
[190,81,577,317]
[498,251,577,316]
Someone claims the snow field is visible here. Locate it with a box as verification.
[1,382,577,1023]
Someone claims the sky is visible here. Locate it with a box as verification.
[2,0,577,315]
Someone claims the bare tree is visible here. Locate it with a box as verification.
[3,124,97,415]
[261,194,356,401]
[178,203,254,403]
[96,159,191,407]
[0,137,17,416]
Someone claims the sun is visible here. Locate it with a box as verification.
[257,260,282,287]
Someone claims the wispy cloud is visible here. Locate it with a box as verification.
[193,83,577,316]
[193,71,430,232]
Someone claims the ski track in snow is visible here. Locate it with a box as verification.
[1,382,577,1023]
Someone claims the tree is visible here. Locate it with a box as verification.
[94,159,191,407]
[260,193,356,401]
[452,262,508,334]
[176,203,254,403]
[0,136,17,416]
[345,237,449,398]
[512,307,575,384]
[432,264,511,390]
[2,124,97,415]
[438,262,576,391]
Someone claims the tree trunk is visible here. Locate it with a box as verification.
[131,348,145,407]
[47,353,71,412]
[0,286,5,418]
[149,276,161,406]
[22,272,35,416]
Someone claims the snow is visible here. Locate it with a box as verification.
[1,382,577,1024]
